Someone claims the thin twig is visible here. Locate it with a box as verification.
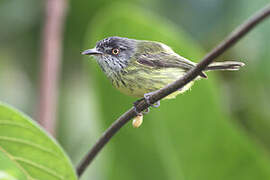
[38,0,67,135]
[76,4,270,177]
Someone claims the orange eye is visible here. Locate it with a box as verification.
[112,48,120,55]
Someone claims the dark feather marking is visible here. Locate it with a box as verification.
[127,69,148,75]
[121,70,128,75]
[119,63,124,69]
[115,80,119,87]
[137,59,156,67]
[137,56,207,78]
[104,60,109,65]
[121,79,127,87]
[137,58,185,68]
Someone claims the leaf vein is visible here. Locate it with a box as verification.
[0,136,60,157]
[0,146,35,180]
[14,157,64,180]
[0,120,33,130]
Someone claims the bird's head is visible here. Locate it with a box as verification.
[82,36,136,71]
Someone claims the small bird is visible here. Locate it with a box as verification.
[82,36,245,109]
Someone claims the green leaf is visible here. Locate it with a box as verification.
[0,102,77,180]
[0,150,27,180]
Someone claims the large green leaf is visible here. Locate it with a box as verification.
[0,102,77,180]
[84,3,270,180]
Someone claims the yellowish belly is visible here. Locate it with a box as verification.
[112,67,194,99]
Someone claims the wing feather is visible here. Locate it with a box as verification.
[134,41,207,78]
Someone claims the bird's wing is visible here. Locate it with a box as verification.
[136,52,196,70]
[134,41,207,78]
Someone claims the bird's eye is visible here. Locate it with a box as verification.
[112,48,120,55]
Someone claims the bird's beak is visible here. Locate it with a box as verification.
[81,48,103,55]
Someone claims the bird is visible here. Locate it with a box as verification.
[82,36,245,109]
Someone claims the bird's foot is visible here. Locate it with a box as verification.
[133,98,150,115]
[144,92,160,108]
[133,91,160,115]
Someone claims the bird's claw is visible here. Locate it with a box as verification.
[133,98,150,115]
[144,92,160,108]
[133,91,160,115]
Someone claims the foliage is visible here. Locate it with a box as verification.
[0,103,77,180]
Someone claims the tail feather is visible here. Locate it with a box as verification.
[205,61,245,71]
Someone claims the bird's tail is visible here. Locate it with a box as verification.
[205,61,245,71]
[198,61,245,78]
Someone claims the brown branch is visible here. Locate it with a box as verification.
[38,0,67,135]
[76,4,270,177]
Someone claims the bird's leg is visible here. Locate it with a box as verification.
[133,90,160,115]
[144,92,160,108]
[133,98,150,115]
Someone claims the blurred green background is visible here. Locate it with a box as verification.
[1,0,270,179]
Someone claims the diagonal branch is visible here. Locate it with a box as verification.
[76,3,270,177]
